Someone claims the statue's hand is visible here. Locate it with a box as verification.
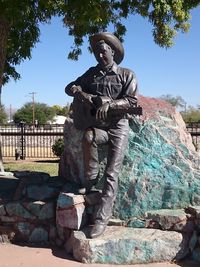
[96,102,110,120]
[71,85,82,95]
[75,90,94,107]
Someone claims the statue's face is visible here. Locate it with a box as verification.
[93,42,114,67]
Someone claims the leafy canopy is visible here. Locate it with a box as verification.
[159,94,186,109]
[1,0,200,82]
[181,106,200,123]
[13,102,56,124]
[0,105,7,123]
[64,0,200,60]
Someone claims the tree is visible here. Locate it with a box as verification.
[0,0,66,103]
[51,104,70,116]
[0,105,7,123]
[64,0,200,60]
[181,106,200,123]
[0,1,200,171]
[1,0,200,89]
[159,94,186,109]
[13,102,56,125]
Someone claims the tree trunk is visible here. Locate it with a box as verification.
[0,16,9,173]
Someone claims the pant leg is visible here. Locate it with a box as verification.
[95,119,129,224]
[82,127,109,182]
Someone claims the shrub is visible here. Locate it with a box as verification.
[52,138,64,157]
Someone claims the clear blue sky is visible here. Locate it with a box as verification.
[3,6,200,112]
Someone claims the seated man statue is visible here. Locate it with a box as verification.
[65,32,138,238]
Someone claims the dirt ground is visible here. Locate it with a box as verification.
[0,244,199,267]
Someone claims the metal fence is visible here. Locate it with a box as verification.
[186,122,200,151]
[0,122,199,160]
[0,123,64,160]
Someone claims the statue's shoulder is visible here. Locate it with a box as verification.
[83,66,97,75]
[117,65,136,76]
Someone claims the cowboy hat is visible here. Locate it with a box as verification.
[89,32,124,64]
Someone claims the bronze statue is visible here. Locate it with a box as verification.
[65,32,138,238]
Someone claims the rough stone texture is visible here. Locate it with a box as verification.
[29,227,48,243]
[57,192,85,209]
[26,184,59,200]
[69,226,187,264]
[59,95,200,220]
[145,209,187,230]
[5,202,35,219]
[0,172,65,245]
[57,203,86,230]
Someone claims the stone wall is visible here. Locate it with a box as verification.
[0,171,65,245]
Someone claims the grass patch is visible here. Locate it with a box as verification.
[4,160,59,177]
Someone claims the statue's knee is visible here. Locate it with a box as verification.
[83,129,95,145]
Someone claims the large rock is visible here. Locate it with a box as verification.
[59,95,200,220]
[68,226,187,264]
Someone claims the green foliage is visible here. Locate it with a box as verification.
[63,0,200,60]
[52,138,64,157]
[181,106,200,123]
[0,104,7,123]
[51,104,70,116]
[1,0,65,85]
[13,102,56,124]
[159,94,186,109]
[1,0,200,83]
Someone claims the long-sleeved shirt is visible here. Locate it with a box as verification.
[65,62,138,129]
[65,62,138,108]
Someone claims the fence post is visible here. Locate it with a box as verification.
[19,121,26,160]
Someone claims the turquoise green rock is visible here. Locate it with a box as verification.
[70,226,186,264]
[127,217,146,228]
[60,96,200,221]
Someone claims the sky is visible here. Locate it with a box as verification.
[3,6,200,113]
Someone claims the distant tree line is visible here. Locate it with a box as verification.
[0,97,200,124]
[0,102,70,124]
[159,94,200,123]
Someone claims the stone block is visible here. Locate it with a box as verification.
[145,209,187,230]
[38,202,55,220]
[16,222,32,237]
[57,192,84,209]
[24,201,54,220]
[5,202,35,219]
[127,217,146,228]
[57,203,85,230]
[29,227,48,243]
[0,216,18,222]
[24,201,44,216]
[26,185,59,200]
[69,226,187,264]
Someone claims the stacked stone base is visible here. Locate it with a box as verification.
[2,173,200,264]
[0,171,65,245]
[56,190,200,264]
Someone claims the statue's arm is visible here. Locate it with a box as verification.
[109,70,138,110]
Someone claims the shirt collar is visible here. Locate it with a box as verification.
[96,62,119,75]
